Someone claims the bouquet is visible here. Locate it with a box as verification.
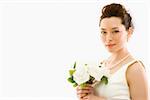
[67,61,110,88]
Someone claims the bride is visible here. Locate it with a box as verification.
[76,3,149,100]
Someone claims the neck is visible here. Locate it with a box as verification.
[108,48,130,63]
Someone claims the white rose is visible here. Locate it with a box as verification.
[73,65,90,85]
[87,63,110,81]
[101,67,110,77]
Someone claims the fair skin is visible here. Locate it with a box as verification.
[76,17,149,100]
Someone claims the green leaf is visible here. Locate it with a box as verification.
[101,76,108,85]
[69,69,75,76]
[73,83,78,87]
[79,83,87,88]
[85,64,88,66]
[73,62,76,69]
[67,77,75,83]
[86,76,95,84]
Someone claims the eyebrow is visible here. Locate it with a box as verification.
[101,27,119,30]
[112,27,119,30]
[101,28,106,30]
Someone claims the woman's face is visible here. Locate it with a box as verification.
[100,17,130,53]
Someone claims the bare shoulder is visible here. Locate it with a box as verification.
[127,61,146,77]
[126,60,147,84]
[126,61,149,99]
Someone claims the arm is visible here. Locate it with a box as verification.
[127,61,149,100]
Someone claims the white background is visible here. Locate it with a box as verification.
[0,0,149,100]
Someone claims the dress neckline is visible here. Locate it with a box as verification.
[104,59,137,76]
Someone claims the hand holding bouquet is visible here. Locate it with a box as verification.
[67,61,110,88]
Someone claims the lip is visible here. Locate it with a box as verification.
[105,44,116,47]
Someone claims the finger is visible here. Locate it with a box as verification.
[82,94,89,99]
[78,84,92,89]
[77,89,92,94]
[77,93,88,98]
[79,98,87,100]
[77,94,87,99]
[76,85,80,91]
[77,87,93,93]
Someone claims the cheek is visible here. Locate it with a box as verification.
[122,31,128,39]
[118,35,127,44]
[100,36,105,43]
[122,33,128,40]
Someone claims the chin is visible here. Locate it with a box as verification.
[106,48,118,53]
[107,50,115,53]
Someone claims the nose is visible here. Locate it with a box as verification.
[106,33,113,42]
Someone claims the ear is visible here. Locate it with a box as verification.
[127,27,134,41]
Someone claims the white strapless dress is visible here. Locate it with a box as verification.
[94,60,138,100]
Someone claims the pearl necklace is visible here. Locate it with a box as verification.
[106,53,130,70]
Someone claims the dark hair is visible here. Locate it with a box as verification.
[99,3,134,30]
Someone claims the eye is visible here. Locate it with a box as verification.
[112,30,119,34]
[101,31,107,35]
